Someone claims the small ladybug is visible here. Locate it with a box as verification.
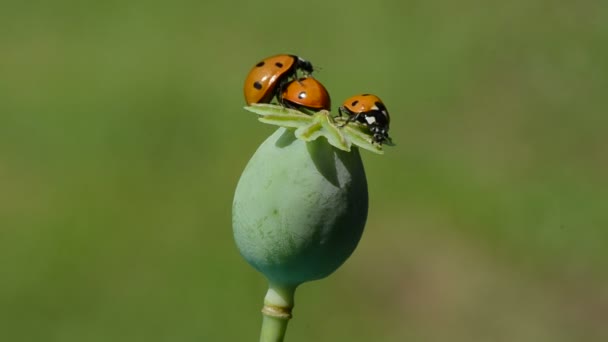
[338,94,391,144]
[244,54,314,105]
[281,77,331,111]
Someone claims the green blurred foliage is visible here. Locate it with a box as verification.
[1,0,607,341]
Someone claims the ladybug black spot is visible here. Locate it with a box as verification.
[374,101,386,110]
[253,81,263,90]
[362,93,370,96]
[256,61,265,67]
[351,100,359,107]
[298,91,307,99]
[275,62,284,68]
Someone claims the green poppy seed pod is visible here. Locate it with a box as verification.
[232,127,368,286]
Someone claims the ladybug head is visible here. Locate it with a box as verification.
[296,57,314,75]
[370,126,390,144]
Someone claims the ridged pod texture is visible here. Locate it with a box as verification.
[233,128,368,286]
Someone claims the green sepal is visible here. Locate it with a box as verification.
[244,104,386,155]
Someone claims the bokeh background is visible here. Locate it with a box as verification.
[1,0,607,341]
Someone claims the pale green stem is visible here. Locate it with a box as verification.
[259,283,298,342]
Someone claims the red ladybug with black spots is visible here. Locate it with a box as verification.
[339,94,391,144]
[244,54,313,105]
[281,77,331,111]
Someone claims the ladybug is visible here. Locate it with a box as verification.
[338,94,391,144]
[244,54,314,105]
[281,77,331,111]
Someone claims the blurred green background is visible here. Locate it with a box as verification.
[1,0,607,341]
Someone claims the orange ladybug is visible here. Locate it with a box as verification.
[339,94,390,144]
[244,54,314,105]
[281,77,331,111]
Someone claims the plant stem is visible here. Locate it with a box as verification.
[259,283,297,342]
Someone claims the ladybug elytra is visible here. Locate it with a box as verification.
[244,54,313,105]
[281,77,331,111]
[339,94,391,144]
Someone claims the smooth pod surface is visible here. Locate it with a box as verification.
[232,127,368,286]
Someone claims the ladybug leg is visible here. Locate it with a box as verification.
[276,80,289,106]
[337,107,348,127]
[338,112,361,128]
[282,100,297,110]
[277,90,284,106]
[299,66,312,79]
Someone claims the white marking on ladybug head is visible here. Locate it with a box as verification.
[371,105,379,111]
[365,115,376,124]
